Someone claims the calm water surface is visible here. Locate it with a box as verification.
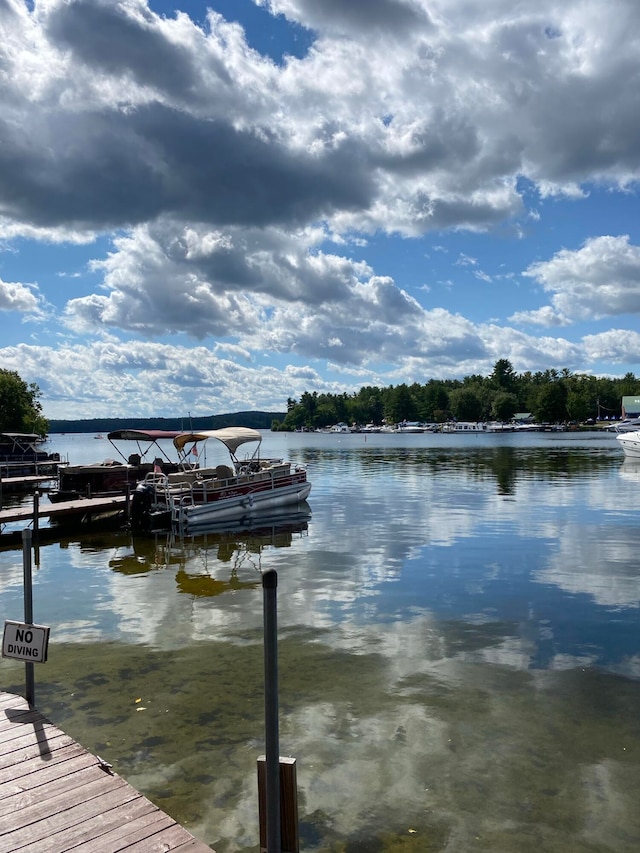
[1,430,639,852]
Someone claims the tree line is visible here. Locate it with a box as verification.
[272,360,639,431]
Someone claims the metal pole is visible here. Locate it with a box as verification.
[263,569,281,853]
[22,529,35,707]
[33,491,39,547]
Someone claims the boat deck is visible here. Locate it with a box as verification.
[0,691,214,852]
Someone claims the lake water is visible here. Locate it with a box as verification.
[1,430,639,852]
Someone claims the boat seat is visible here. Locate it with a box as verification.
[215,464,234,480]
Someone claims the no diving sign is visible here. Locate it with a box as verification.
[2,621,50,663]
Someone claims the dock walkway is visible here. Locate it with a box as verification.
[0,475,55,492]
[0,691,213,852]
[0,495,127,527]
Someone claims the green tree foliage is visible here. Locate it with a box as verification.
[533,381,568,423]
[386,384,418,424]
[491,358,518,391]
[0,369,48,435]
[491,391,519,422]
[449,387,483,421]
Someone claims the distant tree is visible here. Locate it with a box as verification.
[566,390,591,423]
[490,359,518,391]
[385,384,417,423]
[421,382,450,422]
[449,387,483,421]
[491,391,519,422]
[0,369,48,435]
[533,381,568,423]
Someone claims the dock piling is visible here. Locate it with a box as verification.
[22,529,35,708]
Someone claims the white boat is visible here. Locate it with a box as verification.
[131,427,311,530]
[610,418,640,433]
[615,430,640,459]
[485,422,515,432]
[395,421,425,433]
[441,422,488,433]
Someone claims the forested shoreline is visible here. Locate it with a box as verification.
[272,360,639,431]
[47,411,285,434]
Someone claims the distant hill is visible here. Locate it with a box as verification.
[47,411,286,434]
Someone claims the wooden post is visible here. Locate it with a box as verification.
[257,756,299,853]
[262,569,281,852]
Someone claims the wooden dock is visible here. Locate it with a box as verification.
[0,691,214,852]
[0,475,55,492]
[0,495,128,527]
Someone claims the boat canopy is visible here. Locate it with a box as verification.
[173,427,262,456]
[107,429,184,442]
[0,433,42,443]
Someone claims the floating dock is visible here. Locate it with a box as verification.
[0,495,127,526]
[0,691,214,852]
[0,495,129,546]
[0,475,56,493]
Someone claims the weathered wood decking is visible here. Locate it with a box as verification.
[0,691,214,852]
[0,476,55,493]
[0,495,127,527]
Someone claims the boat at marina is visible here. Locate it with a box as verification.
[441,421,488,433]
[0,432,62,478]
[610,417,640,433]
[130,427,312,531]
[49,429,193,502]
[615,430,640,459]
[395,421,426,433]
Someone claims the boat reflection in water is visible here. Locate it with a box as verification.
[109,504,311,596]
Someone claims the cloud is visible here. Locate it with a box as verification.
[523,235,640,321]
[509,306,569,327]
[2,0,640,415]
[4,0,639,242]
[0,277,45,316]
[259,0,431,38]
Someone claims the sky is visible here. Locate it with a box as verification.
[1,0,640,420]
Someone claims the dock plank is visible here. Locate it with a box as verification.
[11,801,167,853]
[0,494,127,525]
[0,692,214,852]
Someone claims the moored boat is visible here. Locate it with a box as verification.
[610,418,640,433]
[49,429,192,502]
[395,421,426,433]
[0,432,62,478]
[616,429,640,459]
[441,421,488,433]
[130,427,311,531]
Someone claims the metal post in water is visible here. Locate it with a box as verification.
[33,491,39,546]
[263,568,281,853]
[22,529,35,707]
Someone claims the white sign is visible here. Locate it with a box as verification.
[2,621,50,663]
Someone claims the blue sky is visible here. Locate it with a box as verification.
[1,0,640,419]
